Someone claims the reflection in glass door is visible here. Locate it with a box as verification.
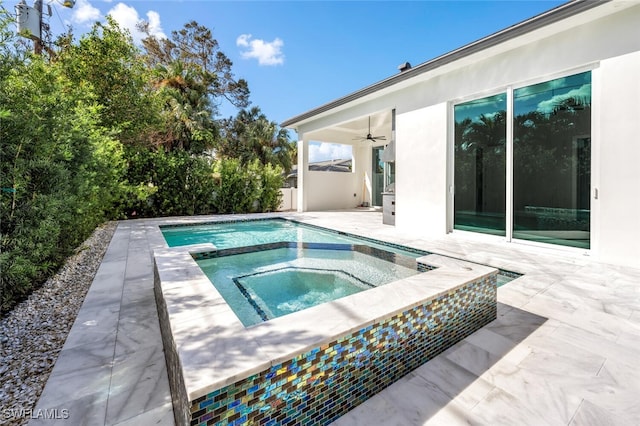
[372,146,384,206]
[513,71,591,248]
[453,94,507,236]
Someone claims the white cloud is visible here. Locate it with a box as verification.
[237,34,284,66]
[309,142,352,163]
[71,0,101,26]
[537,84,591,114]
[107,3,166,44]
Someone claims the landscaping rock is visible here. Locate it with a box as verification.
[0,222,117,426]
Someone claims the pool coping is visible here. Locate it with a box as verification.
[151,220,498,405]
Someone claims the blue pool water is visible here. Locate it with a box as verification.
[197,245,420,326]
[161,218,426,258]
[161,219,426,326]
[160,218,519,325]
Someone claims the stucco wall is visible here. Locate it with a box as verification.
[389,5,640,266]
[305,171,360,211]
[593,51,640,268]
[395,103,448,237]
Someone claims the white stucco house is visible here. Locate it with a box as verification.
[282,0,640,269]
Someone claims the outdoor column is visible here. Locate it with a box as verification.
[297,137,309,212]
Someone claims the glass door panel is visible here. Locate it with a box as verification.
[372,146,384,206]
[454,94,507,236]
[513,71,591,249]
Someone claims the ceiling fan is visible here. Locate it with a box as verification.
[353,116,386,143]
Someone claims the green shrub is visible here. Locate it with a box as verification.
[122,148,217,217]
[259,162,284,212]
[212,158,283,214]
[0,59,126,314]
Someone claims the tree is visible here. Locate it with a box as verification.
[139,21,250,152]
[219,107,294,173]
[56,17,160,144]
[149,60,218,152]
[0,44,126,313]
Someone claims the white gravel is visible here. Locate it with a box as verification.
[0,222,117,426]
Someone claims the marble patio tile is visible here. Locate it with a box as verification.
[111,401,174,426]
[114,307,162,356]
[550,324,639,367]
[569,399,635,426]
[89,262,127,292]
[412,354,495,410]
[443,340,502,378]
[484,364,583,425]
[497,283,541,308]
[30,391,108,426]
[61,307,119,351]
[34,346,114,410]
[611,277,640,294]
[482,305,548,344]
[572,358,640,422]
[124,252,154,281]
[482,338,607,424]
[495,301,515,317]
[105,346,172,425]
[508,273,559,291]
[377,370,480,426]
[548,278,637,319]
[76,286,123,311]
[332,369,478,426]
[518,333,606,377]
[469,387,556,426]
[328,392,417,426]
[120,283,156,307]
[463,327,532,366]
[521,290,583,322]
[556,304,640,343]
[628,309,640,324]
[101,237,131,262]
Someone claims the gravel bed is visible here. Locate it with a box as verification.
[0,222,117,426]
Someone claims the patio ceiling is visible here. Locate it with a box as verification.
[302,110,392,146]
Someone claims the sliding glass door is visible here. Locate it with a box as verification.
[454,94,507,236]
[453,71,592,249]
[513,71,591,248]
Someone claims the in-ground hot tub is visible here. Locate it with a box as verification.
[153,219,498,426]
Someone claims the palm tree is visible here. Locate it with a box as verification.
[152,60,217,152]
[219,107,293,173]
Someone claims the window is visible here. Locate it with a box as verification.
[452,71,592,249]
[454,93,507,236]
[513,71,591,248]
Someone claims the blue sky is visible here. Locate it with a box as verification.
[7,0,566,160]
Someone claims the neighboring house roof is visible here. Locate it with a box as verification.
[281,0,607,129]
[287,159,352,177]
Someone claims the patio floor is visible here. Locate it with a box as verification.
[30,210,640,425]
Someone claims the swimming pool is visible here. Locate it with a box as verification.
[196,243,421,326]
[161,219,428,326]
[153,215,500,425]
[161,218,426,257]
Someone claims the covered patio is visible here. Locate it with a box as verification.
[292,111,394,212]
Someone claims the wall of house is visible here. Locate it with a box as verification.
[305,171,360,211]
[593,50,640,267]
[395,103,448,237]
[389,5,640,267]
[294,4,640,267]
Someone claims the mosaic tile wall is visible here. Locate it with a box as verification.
[188,273,496,426]
[154,259,191,425]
